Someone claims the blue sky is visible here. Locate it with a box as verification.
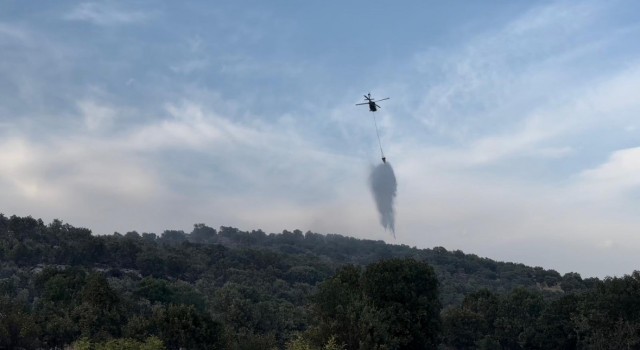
[2,1,640,277]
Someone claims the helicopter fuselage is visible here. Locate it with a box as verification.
[368,101,377,112]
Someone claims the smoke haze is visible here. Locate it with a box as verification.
[369,162,397,237]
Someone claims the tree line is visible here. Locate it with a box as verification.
[1,214,635,349]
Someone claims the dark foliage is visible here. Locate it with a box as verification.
[0,213,637,349]
[310,259,441,349]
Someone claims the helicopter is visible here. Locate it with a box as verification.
[356,93,390,163]
[356,93,389,112]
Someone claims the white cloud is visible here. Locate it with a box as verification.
[578,147,640,197]
[0,139,53,199]
[401,0,640,170]
[123,102,264,151]
[65,2,151,26]
[410,1,612,142]
[78,99,117,131]
[170,59,209,75]
[0,23,31,42]
[505,1,598,37]
[0,136,161,201]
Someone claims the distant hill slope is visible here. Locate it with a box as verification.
[202,226,598,306]
[0,214,596,307]
[4,214,639,349]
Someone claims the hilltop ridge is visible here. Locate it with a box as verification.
[0,213,608,348]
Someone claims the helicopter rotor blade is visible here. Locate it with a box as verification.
[375,97,390,102]
[375,103,381,108]
[355,102,368,106]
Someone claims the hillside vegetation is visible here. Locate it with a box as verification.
[1,214,638,349]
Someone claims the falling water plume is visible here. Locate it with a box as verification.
[369,161,397,237]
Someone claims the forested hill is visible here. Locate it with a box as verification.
[1,214,594,306]
[0,214,621,349]
[190,226,597,305]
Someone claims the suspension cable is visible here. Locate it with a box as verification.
[372,112,385,160]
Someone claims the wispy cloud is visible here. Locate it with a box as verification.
[65,2,151,26]
[0,23,31,41]
[170,59,209,75]
[77,99,117,131]
[410,1,610,141]
[578,147,640,198]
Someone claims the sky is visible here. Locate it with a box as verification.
[1,1,640,278]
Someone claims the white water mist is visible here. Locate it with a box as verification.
[369,162,397,237]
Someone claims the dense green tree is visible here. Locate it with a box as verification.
[310,265,363,349]
[575,272,640,348]
[76,273,125,340]
[160,230,187,245]
[135,277,175,304]
[561,272,586,292]
[36,305,78,349]
[461,289,499,332]
[360,259,441,349]
[0,297,39,349]
[442,308,487,349]
[532,294,579,349]
[441,289,501,349]
[493,288,544,349]
[136,249,167,277]
[152,304,225,349]
[311,259,441,350]
[190,223,217,244]
[72,336,165,350]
